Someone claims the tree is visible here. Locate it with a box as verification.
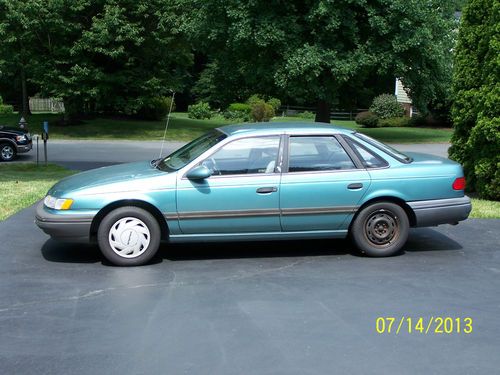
[0,0,42,117]
[449,0,499,200]
[183,0,456,122]
[0,0,193,120]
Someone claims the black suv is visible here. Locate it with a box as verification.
[0,125,32,161]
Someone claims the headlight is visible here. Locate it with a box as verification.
[16,135,27,142]
[44,195,74,210]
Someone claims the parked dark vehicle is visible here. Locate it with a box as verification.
[0,125,32,161]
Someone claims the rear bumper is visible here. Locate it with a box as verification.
[35,201,94,243]
[408,196,472,227]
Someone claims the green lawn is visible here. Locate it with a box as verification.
[0,112,452,143]
[470,198,500,219]
[0,163,76,221]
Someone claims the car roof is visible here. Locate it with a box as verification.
[218,122,355,137]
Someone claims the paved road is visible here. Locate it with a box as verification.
[0,206,499,374]
[14,139,450,170]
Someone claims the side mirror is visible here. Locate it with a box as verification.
[186,165,212,180]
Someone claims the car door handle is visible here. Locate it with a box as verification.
[256,187,277,194]
[347,183,363,190]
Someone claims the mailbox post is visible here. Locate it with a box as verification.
[42,121,49,165]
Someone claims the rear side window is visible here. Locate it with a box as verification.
[343,136,388,168]
[288,136,356,172]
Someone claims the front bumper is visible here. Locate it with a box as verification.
[35,201,94,243]
[408,196,472,227]
[16,141,32,154]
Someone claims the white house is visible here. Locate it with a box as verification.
[394,78,413,117]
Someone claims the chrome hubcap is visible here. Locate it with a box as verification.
[1,145,14,160]
[365,210,398,246]
[108,217,150,258]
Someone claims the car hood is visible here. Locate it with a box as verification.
[49,161,168,196]
[0,125,28,135]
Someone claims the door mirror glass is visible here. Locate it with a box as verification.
[186,165,212,180]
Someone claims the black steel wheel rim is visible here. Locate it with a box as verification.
[364,209,399,246]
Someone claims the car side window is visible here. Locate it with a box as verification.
[343,136,388,168]
[288,136,356,172]
[202,136,280,175]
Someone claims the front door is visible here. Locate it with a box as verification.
[280,135,370,231]
[177,136,282,234]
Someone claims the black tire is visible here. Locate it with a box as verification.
[350,202,409,257]
[0,143,16,162]
[97,206,161,266]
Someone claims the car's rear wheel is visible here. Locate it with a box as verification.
[351,202,409,257]
[0,143,15,162]
[97,206,161,266]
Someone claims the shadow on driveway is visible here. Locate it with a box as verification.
[41,227,462,265]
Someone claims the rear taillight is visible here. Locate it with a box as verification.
[453,177,466,190]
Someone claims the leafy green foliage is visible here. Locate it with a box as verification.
[0,0,192,120]
[295,111,316,120]
[369,94,404,119]
[228,103,251,113]
[0,105,13,114]
[223,103,251,121]
[449,0,499,200]
[138,96,176,121]
[267,98,281,112]
[355,111,379,128]
[408,115,429,127]
[250,101,274,122]
[188,102,212,120]
[378,117,411,128]
[184,0,456,117]
[0,95,13,114]
[246,96,274,122]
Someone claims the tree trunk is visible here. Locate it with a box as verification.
[315,100,330,123]
[20,66,31,117]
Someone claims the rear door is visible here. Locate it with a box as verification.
[279,135,370,231]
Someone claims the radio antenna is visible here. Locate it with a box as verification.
[158,91,176,159]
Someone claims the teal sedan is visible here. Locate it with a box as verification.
[35,123,471,266]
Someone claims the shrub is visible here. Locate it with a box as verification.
[247,94,263,107]
[0,95,13,114]
[267,98,281,112]
[355,111,379,128]
[408,114,428,127]
[188,102,212,119]
[449,0,499,199]
[296,111,315,120]
[228,103,251,113]
[0,104,14,114]
[378,117,411,127]
[139,96,175,120]
[250,100,274,122]
[369,94,404,119]
[221,103,250,121]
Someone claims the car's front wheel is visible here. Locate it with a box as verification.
[97,206,161,266]
[0,143,15,162]
[350,202,409,257]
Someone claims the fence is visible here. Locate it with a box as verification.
[29,98,65,113]
[279,105,368,121]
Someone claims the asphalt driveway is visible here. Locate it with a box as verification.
[0,205,499,374]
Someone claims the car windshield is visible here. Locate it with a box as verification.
[157,130,227,172]
[354,132,412,163]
